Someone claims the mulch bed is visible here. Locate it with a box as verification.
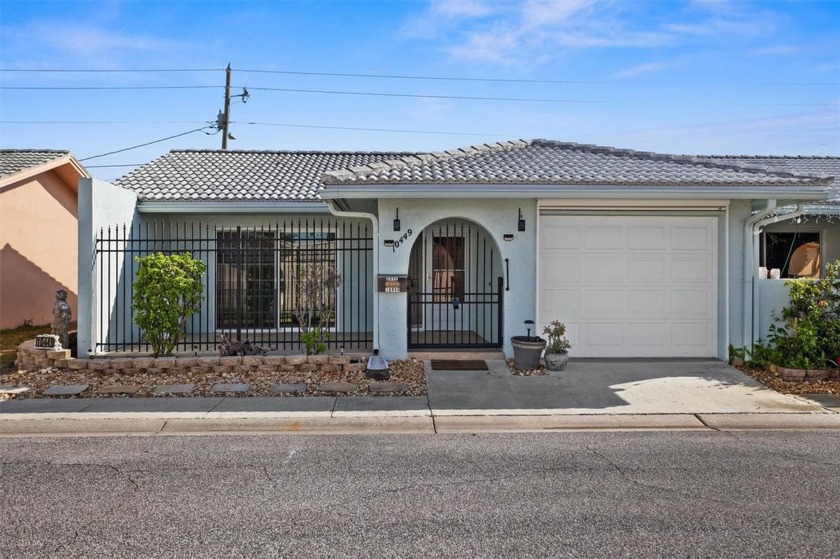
[735,365,840,395]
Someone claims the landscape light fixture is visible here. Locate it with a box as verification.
[393,208,401,231]
[518,209,526,232]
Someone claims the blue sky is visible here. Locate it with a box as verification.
[1,0,838,180]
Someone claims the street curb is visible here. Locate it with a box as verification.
[160,416,435,434]
[0,417,167,435]
[696,413,840,430]
[434,414,707,432]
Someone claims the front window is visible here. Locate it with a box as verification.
[216,230,337,329]
[432,236,465,301]
[761,231,821,279]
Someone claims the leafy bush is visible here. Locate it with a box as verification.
[765,260,840,369]
[132,252,206,357]
[543,320,571,353]
[293,263,341,355]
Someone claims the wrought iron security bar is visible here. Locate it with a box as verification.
[93,219,373,354]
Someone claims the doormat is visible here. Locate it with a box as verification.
[430,360,489,371]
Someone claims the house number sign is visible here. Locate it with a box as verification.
[378,275,408,293]
[390,228,413,252]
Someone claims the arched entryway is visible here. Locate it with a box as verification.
[407,219,503,349]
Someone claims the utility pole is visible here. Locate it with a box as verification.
[222,63,232,149]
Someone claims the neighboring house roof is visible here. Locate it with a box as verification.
[0,149,90,187]
[698,156,840,211]
[323,139,830,188]
[114,149,418,202]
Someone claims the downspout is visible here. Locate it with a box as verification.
[326,200,380,350]
[750,203,806,345]
[743,200,776,351]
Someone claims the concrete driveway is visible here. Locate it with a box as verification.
[425,359,827,415]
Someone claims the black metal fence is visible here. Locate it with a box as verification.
[94,219,373,354]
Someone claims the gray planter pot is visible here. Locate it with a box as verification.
[511,336,546,370]
[544,351,569,371]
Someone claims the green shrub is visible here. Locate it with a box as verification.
[132,252,206,357]
[766,260,840,369]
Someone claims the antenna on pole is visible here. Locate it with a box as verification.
[217,63,250,149]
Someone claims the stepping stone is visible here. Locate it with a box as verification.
[43,384,89,396]
[210,383,250,393]
[0,386,30,395]
[368,382,409,394]
[152,384,194,395]
[97,385,142,395]
[270,383,307,394]
[315,382,357,393]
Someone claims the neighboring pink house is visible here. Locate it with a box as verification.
[0,150,90,329]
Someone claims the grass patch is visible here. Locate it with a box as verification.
[0,322,77,374]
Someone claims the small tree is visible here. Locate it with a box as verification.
[293,262,341,355]
[132,252,206,357]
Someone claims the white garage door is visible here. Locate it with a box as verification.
[539,215,717,358]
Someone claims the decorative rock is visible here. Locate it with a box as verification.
[175,357,199,367]
[805,369,829,380]
[210,383,250,393]
[778,367,806,381]
[53,359,68,369]
[43,384,89,396]
[212,366,232,375]
[328,355,350,365]
[308,355,329,364]
[298,364,318,373]
[189,366,212,375]
[343,363,366,372]
[219,356,242,366]
[153,384,194,395]
[88,360,110,370]
[263,355,286,366]
[145,367,165,375]
[242,356,263,367]
[0,386,30,395]
[258,364,278,373]
[316,382,357,393]
[197,356,220,366]
[97,385,142,395]
[270,383,307,394]
[285,356,307,366]
[368,382,408,393]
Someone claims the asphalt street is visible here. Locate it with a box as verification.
[1,431,839,558]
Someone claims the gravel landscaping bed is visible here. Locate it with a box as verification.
[0,359,426,398]
[736,365,840,395]
[506,359,549,376]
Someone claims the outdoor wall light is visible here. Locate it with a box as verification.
[393,208,401,231]
[518,209,526,232]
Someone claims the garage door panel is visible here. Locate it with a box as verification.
[672,258,712,282]
[627,290,668,315]
[541,255,580,283]
[539,214,717,358]
[628,226,668,250]
[585,323,624,347]
[542,289,580,316]
[584,257,626,282]
[585,226,624,249]
[582,289,624,315]
[672,226,712,250]
[626,323,669,347]
[628,258,667,282]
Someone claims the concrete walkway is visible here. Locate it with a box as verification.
[1,359,838,435]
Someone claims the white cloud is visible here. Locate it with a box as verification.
[614,62,670,78]
[521,0,593,28]
[16,22,179,57]
[751,45,800,57]
[430,0,497,19]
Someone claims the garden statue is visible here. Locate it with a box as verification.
[51,289,72,350]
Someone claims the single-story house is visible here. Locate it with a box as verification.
[76,139,836,360]
[0,150,90,329]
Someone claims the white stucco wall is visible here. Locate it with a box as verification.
[757,278,790,342]
[375,198,536,359]
[77,178,139,357]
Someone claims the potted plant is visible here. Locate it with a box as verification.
[511,320,546,370]
[543,320,571,371]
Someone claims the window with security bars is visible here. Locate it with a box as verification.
[216,230,338,329]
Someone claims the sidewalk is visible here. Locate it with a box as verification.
[1,360,838,435]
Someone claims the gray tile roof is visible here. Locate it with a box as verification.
[698,156,840,203]
[323,139,831,187]
[0,149,71,178]
[115,149,418,202]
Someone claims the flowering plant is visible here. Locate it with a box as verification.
[543,320,571,353]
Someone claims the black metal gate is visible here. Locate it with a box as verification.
[406,220,503,349]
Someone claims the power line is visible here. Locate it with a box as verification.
[78,126,215,162]
[1,120,207,124]
[0,68,221,73]
[1,85,221,91]
[248,86,840,107]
